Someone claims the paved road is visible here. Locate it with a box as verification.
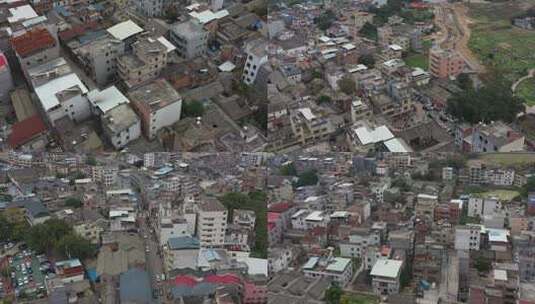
[140,214,166,304]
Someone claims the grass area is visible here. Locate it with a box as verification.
[475,153,535,167]
[467,1,535,83]
[341,294,379,304]
[404,52,428,69]
[474,189,520,201]
[516,77,535,106]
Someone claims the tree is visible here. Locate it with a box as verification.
[0,215,13,241]
[279,163,297,176]
[182,100,205,118]
[474,256,491,273]
[25,219,72,255]
[325,284,342,304]
[65,197,82,209]
[294,169,319,187]
[359,54,376,67]
[56,234,95,260]
[314,10,336,31]
[337,77,356,95]
[359,22,377,41]
[317,95,332,104]
[521,176,535,197]
[457,73,473,90]
[85,156,97,166]
[446,76,524,124]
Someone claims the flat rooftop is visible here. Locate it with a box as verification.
[128,79,181,111]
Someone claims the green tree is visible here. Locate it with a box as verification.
[182,100,205,118]
[359,22,377,41]
[0,214,13,241]
[359,54,376,67]
[474,256,491,273]
[25,219,72,254]
[314,10,336,31]
[295,169,319,187]
[325,284,342,304]
[318,95,332,104]
[85,156,97,166]
[56,233,95,260]
[521,176,535,197]
[279,163,297,176]
[337,77,356,95]
[457,73,473,90]
[446,76,524,124]
[65,197,82,209]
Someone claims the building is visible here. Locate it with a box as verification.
[170,20,208,59]
[11,27,59,73]
[133,0,169,17]
[242,39,268,85]
[128,79,182,139]
[164,236,200,271]
[91,165,118,187]
[101,103,141,149]
[73,36,125,86]
[196,197,228,247]
[290,108,335,145]
[370,259,403,296]
[117,36,167,89]
[429,47,465,79]
[34,73,90,126]
[340,228,381,258]
[159,217,190,246]
[0,51,14,102]
[55,259,85,283]
[350,98,372,123]
[454,225,481,251]
[471,121,525,152]
[302,256,353,287]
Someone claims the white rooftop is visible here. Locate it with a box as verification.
[326,257,351,273]
[291,209,308,219]
[8,5,38,23]
[384,137,412,153]
[107,20,143,41]
[487,228,509,243]
[389,44,403,51]
[297,107,316,121]
[88,86,129,114]
[218,61,236,72]
[418,193,438,200]
[342,43,356,51]
[303,257,319,270]
[156,36,176,53]
[35,73,88,111]
[305,211,324,222]
[494,269,507,281]
[370,259,403,278]
[236,257,268,276]
[354,124,394,145]
[189,9,229,24]
[331,211,349,218]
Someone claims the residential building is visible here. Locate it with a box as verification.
[196,197,228,247]
[290,107,335,145]
[242,39,268,85]
[117,36,167,89]
[34,73,90,126]
[471,121,525,152]
[454,225,481,251]
[164,236,200,271]
[11,27,59,73]
[128,79,182,139]
[0,51,14,102]
[170,20,208,59]
[370,259,403,295]
[302,256,353,287]
[101,103,141,149]
[428,47,465,79]
[159,217,190,246]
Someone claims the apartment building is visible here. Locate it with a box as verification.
[164,236,200,271]
[370,259,403,295]
[11,27,59,74]
[471,121,525,153]
[303,256,353,287]
[454,225,481,251]
[429,47,465,79]
[159,217,190,246]
[101,103,141,149]
[117,36,167,89]
[340,227,381,258]
[196,197,228,247]
[73,36,125,86]
[290,107,335,145]
[170,20,208,59]
[91,165,119,187]
[128,79,182,140]
[242,38,268,85]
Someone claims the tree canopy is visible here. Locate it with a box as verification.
[338,77,356,95]
[314,10,337,31]
[446,76,524,124]
[294,169,319,187]
[182,100,205,118]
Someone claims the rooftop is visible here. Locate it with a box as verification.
[353,124,394,145]
[198,197,226,212]
[128,79,181,112]
[370,259,403,279]
[8,5,37,23]
[168,236,200,250]
[107,20,143,41]
[88,86,130,114]
[7,115,47,148]
[34,73,88,111]
[102,103,139,133]
[11,27,55,58]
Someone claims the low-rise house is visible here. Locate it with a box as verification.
[370,259,403,295]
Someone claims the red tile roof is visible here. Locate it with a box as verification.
[11,28,56,58]
[58,21,99,42]
[269,202,293,213]
[267,212,281,223]
[8,115,47,148]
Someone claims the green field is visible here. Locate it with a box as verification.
[516,78,535,106]
[467,1,535,82]
[474,190,520,201]
[404,53,428,70]
[476,153,535,166]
